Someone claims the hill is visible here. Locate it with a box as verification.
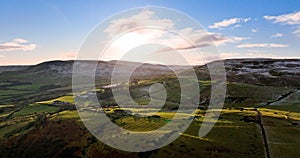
[0,58,299,158]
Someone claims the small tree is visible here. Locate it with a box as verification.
[35,113,48,128]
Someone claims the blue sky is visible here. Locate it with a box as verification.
[0,0,300,65]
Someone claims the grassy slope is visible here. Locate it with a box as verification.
[258,90,300,158]
[0,60,299,157]
[0,108,265,158]
[1,80,296,158]
[37,95,74,104]
[12,104,60,117]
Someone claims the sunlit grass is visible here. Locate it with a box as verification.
[53,110,80,119]
[37,95,74,104]
[260,108,300,120]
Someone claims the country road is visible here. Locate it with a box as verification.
[257,110,270,158]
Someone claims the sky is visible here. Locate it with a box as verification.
[0,0,300,65]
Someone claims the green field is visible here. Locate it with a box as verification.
[13,104,60,117]
[261,114,300,158]
[1,80,298,157]
[37,95,74,104]
[0,89,34,96]
[9,84,42,90]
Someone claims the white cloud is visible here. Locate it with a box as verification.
[292,27,300,37]
[104,10,174,38]
[264,11,300,38]
[0,55,4,58]
[271,33,283,38]
[251,29,257,33]
[236,43,288,48]
[264,11,300,25]
[219,52,279,59]
[157,31,248,52]
[0,38,37,51]
[230,36,250,42]
[231,24,241,30]
[13,38,27,43]
[247,49,264,53]
[208,17,251,29]
[244,18,251,22]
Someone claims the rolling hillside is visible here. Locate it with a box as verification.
[0,58,299,158]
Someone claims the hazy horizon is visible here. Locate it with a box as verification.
[1,57,300,67]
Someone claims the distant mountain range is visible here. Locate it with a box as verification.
[223,59,300,87]
[0,58,299,87]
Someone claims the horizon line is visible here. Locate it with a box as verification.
[1,57,300,67]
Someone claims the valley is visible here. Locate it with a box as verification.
[0,58,299,157]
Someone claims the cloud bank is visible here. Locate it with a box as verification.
[236,43,288,48]
[271,33,283,38]
[0,39,37,51]
[209,17,251,29]
[264,11,300,25]
[103,10,247,53]
[264,10,300,38]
